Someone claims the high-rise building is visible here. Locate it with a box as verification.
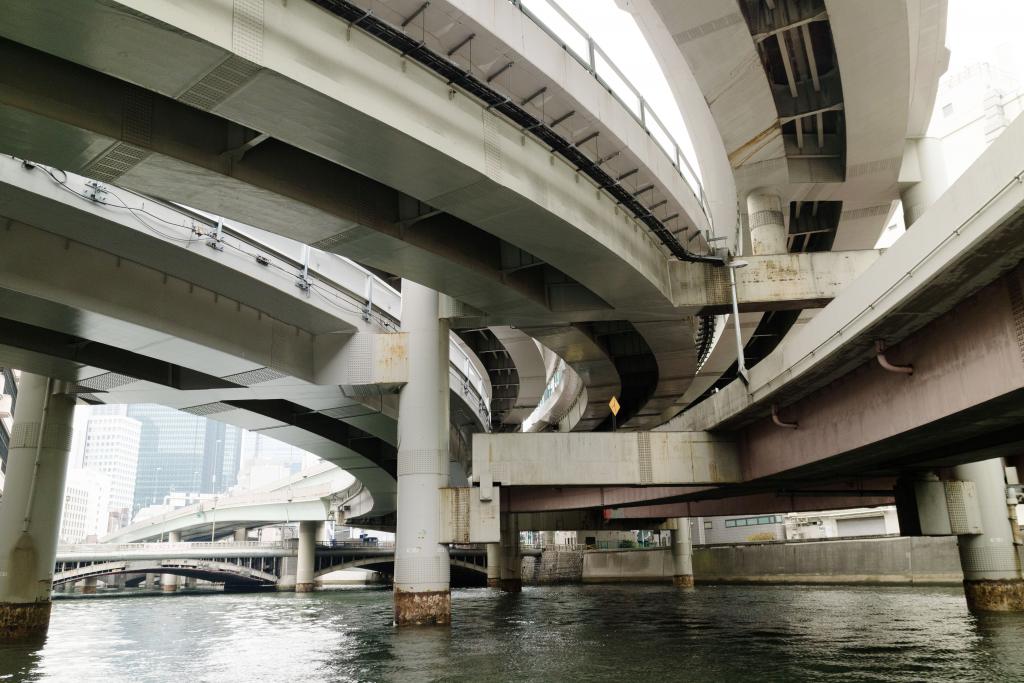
[0,368,18,491]
[58,468,111,543]
[80,413,141,517]
[128,404,243,513]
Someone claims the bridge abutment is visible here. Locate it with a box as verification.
[671,518,695,588]
[953,459,1024,612]
[296,521,318,593]
[499,514,522,593]
[0,373,74,641]
[394,282,451,625]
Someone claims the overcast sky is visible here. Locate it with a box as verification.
[545,0,1024,180]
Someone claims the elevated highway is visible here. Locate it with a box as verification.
[0,0,880,431]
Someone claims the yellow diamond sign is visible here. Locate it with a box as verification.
[608,396,620,416]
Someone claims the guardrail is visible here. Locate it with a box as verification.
[57,541,296,554]
[513,0,710,228]
[167,200,492,425]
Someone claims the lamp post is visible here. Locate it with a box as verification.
[727,259,750,386]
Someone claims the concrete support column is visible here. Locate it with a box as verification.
[0,373,74,641]
[901,137,948,228]
[80,577,98,595]
[746,193,787,255]
[394,281,451,625]
[295,520,317,593]
[671,518,694,588]
[233,527,249,542]
[162,531,180,593]
[485,543,501,589]
[499,514,522,593]
[953,458,1024,611]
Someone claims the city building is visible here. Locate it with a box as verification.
[57,468,111,544]
[128,404,243,514]
[0,368,16,492]
[79,412,141,522]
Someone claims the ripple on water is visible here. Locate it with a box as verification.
[0,585,1022,682]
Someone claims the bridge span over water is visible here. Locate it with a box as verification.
[1,0,1024,637]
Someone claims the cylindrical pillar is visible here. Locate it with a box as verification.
[394,281,451,625]
[671,518,694,588]
[499,514,522,593]
[162,531,181,593]
[233,527,249,542]
[746,193,787,255]
[953,458,1024,611]
[901,137,948,228]
[485,543,500,589]
[80,577,98,595]
[295,521,317,593]
[0,374,75,641]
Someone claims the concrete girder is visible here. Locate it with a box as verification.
[489,326,545,428]
[0,2,682,319]
[471,432,739,487]
[672,249,881,314]
[502,478,896,518]
[672,113,1024,433]
[521,325,621,432]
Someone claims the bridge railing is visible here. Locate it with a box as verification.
[58,541,296,555]
[163,199,492,427]
[513,0,710,230]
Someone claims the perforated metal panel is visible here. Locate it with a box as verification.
[944,481,983,535]
[394,554,449,585]
[232,0,264,63]
[397,448,447,476]
[77,372,137,392]
[483,112,504,183]
[637,432,653,484]
[181,402,235,417]
[222,367,287,386]
[179,54,261,111]
[84,142,150,183]
[1007,271,1024,363]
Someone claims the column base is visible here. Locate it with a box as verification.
[672,575,695,588]
[963,579,1024,612]
[161,584,178,593]
[0,602,51,642]
[80,584,97,595]
[499,578,522,593]
[486,578,500,589]
[394,588,451,626]
[295,583,316,593]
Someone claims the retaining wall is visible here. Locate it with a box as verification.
[581,536,964,585]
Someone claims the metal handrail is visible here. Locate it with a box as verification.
[514,0,710,230]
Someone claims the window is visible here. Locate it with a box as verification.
[703,521,713,530]
[725,515,783,529]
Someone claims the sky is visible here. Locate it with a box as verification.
[538,0,1024,182]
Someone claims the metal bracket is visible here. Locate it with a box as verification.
[84,180,108,203]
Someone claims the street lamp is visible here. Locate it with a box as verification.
[727,258,750,386]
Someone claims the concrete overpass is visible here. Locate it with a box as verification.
[2,0,1022,635]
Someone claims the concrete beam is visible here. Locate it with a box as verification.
[471,432,739,487]
[672,250,881,314]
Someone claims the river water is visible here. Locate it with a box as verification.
[2,584,1023,682]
